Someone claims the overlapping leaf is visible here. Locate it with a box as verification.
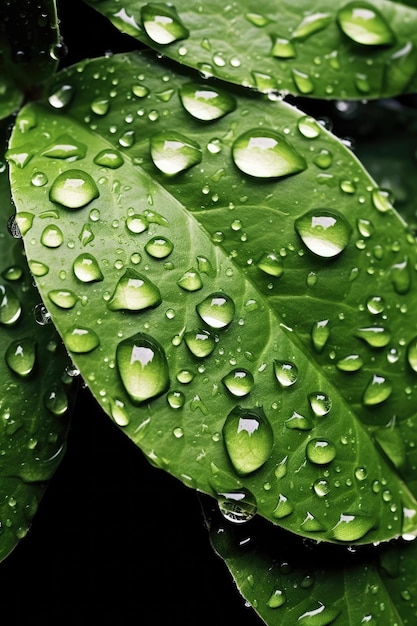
[0,121,74,561]
[84,0,417,99]
[7,51,417,547]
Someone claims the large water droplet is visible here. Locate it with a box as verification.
[126,214,148,234]
[355,326,390,348]
[179,83,236,121]
[5,338,36,376]
[363,374,392,405]
[273,493,294,519]
[222,369,254,397]
[167,390,185,409]
[107,269,161,312]
[366,296,385,314]
[300,512,325,533]
[337,2,395,46]
[295,209,351,258]
[140,3,189,45]
[42,135,87,160]
[177,268,203,291]
[292,12,332,40]
[64,326,100,353]
[116,332,170,404]
[145,236,174,259]
[217,488,257,523]
[150,131,202,175]
[91,98,110,116]
[41,224,63,248]
[0,284,21,325]
[274,360,298,387]
[223,406,273,475]
[184,329,216,358]
[306,438,336,465]
[232,129,306,179]
[48,289,78,309]
[331,512,376,542]
[196,292,235,329]
[94,149,124,169]
[49,169,99,209]
[73,253,104,283]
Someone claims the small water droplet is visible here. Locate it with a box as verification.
[295,209,351,258]
[176,369,194,384]
[167,390,185,409]
[91,98,110,116]
[44,384,68,415]
[49,169,99,209]
[179,83,236,121]
[64,326,100,353]
[363,374,392,405]
[0,284,21,325]
[391,257,411,294]
[313,478,330,497]
[371,187,394,212]
[5,338,36,376]
[355,467,367,481]
[41,224,63,248]
[177,268,203,291]
[306,438,336,465]
[232,129,306,178]
[222,369,254,397]
[313,148,333,169]
[337,2,395,46]
[266,588,286,609]
[217,488,257,523]
[196,292,235,329]
[107,269,161,312]
[308,392,332,416]
[119,130,136,148]
[126,214,148,234]
[366,295,385,314]
[132,84,149,98]
[336,353,363,372]
[48,289,77,309]
[300,512,325,533]
[285,411,313,430]
[331,512,376,542]
[292,12,332,40]
[273,493,294,519]
[184,329,216,358]
[140,3,189,45]
[356,326,390,348]
[298,602,340,625]
[109,397,130,426]
[291,68,314,94]
[273,360,298,387]
[270,36,296,59]
[150,131,202,175]
[31,172,48,187]
[94,149,124,169]
[223,406,273,475]
[407,337,417,373]
[297,115,321,139]
[116,332,170,403]
[73,253,104,283]
[245,12,271,27]
[145,236,174,259]
[311,319,330,352]
[257,252,284,277]
[1,266,23,281]
[48,83,74,109]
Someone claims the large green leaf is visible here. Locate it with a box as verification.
[7,51,417,545]
[84,0,417,99]
[204,495,417,625]
[0,0,60,120]
[0,121,74,561]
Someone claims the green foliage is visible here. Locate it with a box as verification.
[3,0,417,623]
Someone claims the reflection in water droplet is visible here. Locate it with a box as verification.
[313,149,332,169]
[270,36,296,59]
[177,268,203,291]
[300,512,325,532]
[371,187,394,212]
[223,406,273,475]
[49,169,99,209]
[306,438,336,465]
[91,98,110,116]
[295,209,351,258]
[33,303,51,325]
[5,339,36,376]
[179,83,236,120]
[232,129,306,179]
[331,512,376,542]
[145,236,174,259]
[337,2,395,46]
[73,253,104,283]
[217,488,257,523]
[184,329,216,358]
[41,224,63,248]
[64,326,100,353]
[363,374,392,405]
[0,284,22,325]
[222,369,254,397]
[311,319,330,353]
[94,149,124,169]
[273,493,294,519]
[308,392,332,416]
[116,332,170,404]
[141,3,189,45]
[48,289,77,309]
[274,360,298,387]
[150,131,202,175]
[107,269,161,312]
[257,252,284,277]
[196,293,235,329]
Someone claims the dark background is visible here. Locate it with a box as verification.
[0,2,258,624]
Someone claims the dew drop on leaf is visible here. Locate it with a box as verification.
[107,269,162,312]
[5,338,36,376]
[362,374,392,406]
[295,209,351,258]
[73,253,104,283]
[292,12,332,40]
[306,438,337,465]
[196,292,235,329]
[145,236,174,259]
[337,2,395,46]
[291,68,314,94]
[167,390,185,409]
[300,511,326,532]
[184,329,216,358]
[407,337,417,373]
[109,397,130,427]
[223,406,274,475]
[33,303,51,325]
[311,319,330,353]
[41,224,63,248]
[31,172,48,187]
[298,602,340,625]
[91,98,110,116]
[93,149,124,169]
[270,36,296,59]
[297,115,321,139]
[49,169,99,209]
[116,332,170,404]
[222,369,254,397]
[42,135,87,160]
[285,411,313,430]
[48,83,74,109]
[355,326,390,348]
[274,360,298,387]
[64,326,100,353]
[266,588,286,609]
[150,131,202,175]
[336,353,363,372]
[179,83,236,121]
[48,289,78,309]
[273,493,294,519]
[126,214,148,234]
[177,268,203,291]
[313,478,330,497]
[44,384,68,415]
[14,212,33,236]
[257,252,284,277]
[313,149,333,169]
[140,3,189,45]
[366,296,385,314]
[330,512,376,542]
[391,257,411,294]
[371,187,394,212]
[308,392,332,416]
[217,488,257,524]
[0,284,21,325]
[232,129,306,179]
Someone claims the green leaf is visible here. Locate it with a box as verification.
[204,495,417,625]
[7,52,417,545]
[0,0,61,120]
[84,0,417,99]
[0,120,74,561]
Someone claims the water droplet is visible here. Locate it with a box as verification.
[109,397,130,426]
[145,236,174,259]
[33,303,51,325]
[297,115,321,139]
[107,269,161,312]
[313,149,332,169]
[64,326,100,353]
[371,188,394,212]
[257,252,284,277]
[285,411,313,430]
[273,360,298,387]
[184,329,216,358]
[356,326,390,348]
[363,374,392,405]
[291,68,314,94]
[300,511,325,532]
[331,512,376,542]
[366,295,385,315]
[150,131,202,175]
[14,212,33,236]
[355,467,367,481]
[336,353,363,372]
[270,36,296,59]
[222,369,254,397]
[91,98,110,116]
[308,392,332,416]
[273,493,294,519]
[354,72,371,94]
[391,257,411,294]
[0,284,21,325]
[295,209,351,258]
[73,253,104,283]
[196,292,235,329]
[217,488,257,523]
[42,135,87,160]
[179,83,236,121]
[167,390,185,409]
[223,406,273,475]
[126,214,148,234]
[31,172,48,187]
[298,602,340,625]
[337,3,395,46]
[245,12,271,27]
[311,319,330,352]
[407,337,417,373]
[48,289,78,309]
[306,438,336,465]
[94,149,124,169]
[232,129,306,179]
[116,332,170,403]
[1,266,23,281]
[357,218,374,238]
[132,84,149,98]
[49,169,99,209]
[177,268,203,291]
[140,3,189,45]
[48,84,74,109]
[41,224,63,248]
[292,12,332,40]
[119,130,136,148]
[44,384,68,415]
[313,478,330,497]
[384,42,417,92]
[5,338,36,376]
[266,589,286,609]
